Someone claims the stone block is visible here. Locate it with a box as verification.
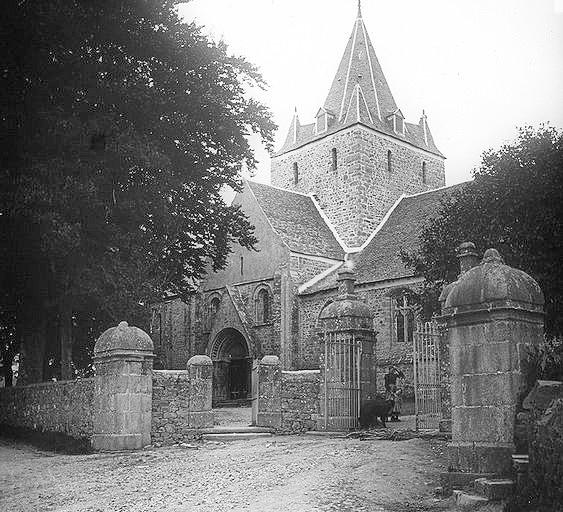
[448,442,514,474]
[452,405,516,443]
[188,411,213,429]
[256,411,281,428]
[474,478,514,501]
[461,372,519,407]
[522,380,563,413]
[458,341,518,375]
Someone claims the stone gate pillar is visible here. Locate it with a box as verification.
[253,355,282,428]
[92,321,154,451]
[441,247,544,475]
[186,355,213,428]
[317,263,376,430]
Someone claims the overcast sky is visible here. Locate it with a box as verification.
[178,0,563,187]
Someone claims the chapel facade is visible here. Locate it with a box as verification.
[150,5,461,407]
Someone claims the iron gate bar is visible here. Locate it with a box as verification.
[413,321,442,431]
[323,330,361,430]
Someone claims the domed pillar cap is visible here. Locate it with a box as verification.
[444,247,544,312]
[187,355,213,367]
[94,321,154,356]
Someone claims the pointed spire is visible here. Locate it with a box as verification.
[357,0,362,19]
[420,109,428,146]
[323,7,396,125]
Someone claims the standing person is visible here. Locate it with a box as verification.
[385,366,405,422]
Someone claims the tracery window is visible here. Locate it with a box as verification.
[394,296,414,343]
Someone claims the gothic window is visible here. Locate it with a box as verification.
[293,162,299,184]
[255,287,271,324]
[331,148,338,171]
[387,150,392,173]
[393,296,414,343]
[422,161,427,184]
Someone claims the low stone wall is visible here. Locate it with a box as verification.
[152,370,193,445]
[280,370,320,433]
[151,359,213,446]
[0,378,95,441]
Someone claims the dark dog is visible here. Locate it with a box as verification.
[359,397,394,428]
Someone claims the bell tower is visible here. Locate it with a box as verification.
[271,3,446,248]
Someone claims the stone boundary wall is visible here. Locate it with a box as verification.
[0,378,95,440]
[152,370,193,445]
[280,370,320,432]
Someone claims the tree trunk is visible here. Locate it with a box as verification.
[2,362,13,387]
[59,299,73,380]
[18,316,47,385]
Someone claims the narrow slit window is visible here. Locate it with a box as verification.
[240,255,244,276]
[422,161,427,184]
[331,148,338,171]
[293,162,299,184]
[387,150,392,173]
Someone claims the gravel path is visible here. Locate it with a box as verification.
[0,435,450,512]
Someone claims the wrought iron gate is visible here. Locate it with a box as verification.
[323,332,361,430]
[413,321,442,430]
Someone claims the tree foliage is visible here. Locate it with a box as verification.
[0,0,276,382]
[403,125,563,336]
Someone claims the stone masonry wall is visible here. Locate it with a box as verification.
[151,297,193,369]
[280,370,320,432]
[0,378,94,440]
[151,370,194,445]
[271,126,445,247]
[289,254,338,286]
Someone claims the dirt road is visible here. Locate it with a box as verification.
[0,435,450,512]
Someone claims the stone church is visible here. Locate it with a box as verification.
[150,5,462,407]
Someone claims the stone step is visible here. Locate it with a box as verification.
[511,454,529,472]
[200,426,273,434]
[453,490,489,507]
[201,432,273,441]
[512,454,530,487]
[474,478,514,501]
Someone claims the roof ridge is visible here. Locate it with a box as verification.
[308,193,351,253]
[358,193,406,251]
[298,260,344,294]
[244,180,291,252]
[247,179,311,198]
[403,181,469,199]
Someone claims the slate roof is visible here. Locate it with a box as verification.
[276,9,443,158]
[247,181,345,260]
[302,183,468,294]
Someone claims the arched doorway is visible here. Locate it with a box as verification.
[210,328,252,405]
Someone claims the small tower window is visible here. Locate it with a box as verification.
[331,148,338,171]
[387,150,392,173]
[422,162,427,184]
[293,162,299,184]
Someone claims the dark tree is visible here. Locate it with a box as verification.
[403,125,563,336]
[0,0,276,382]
